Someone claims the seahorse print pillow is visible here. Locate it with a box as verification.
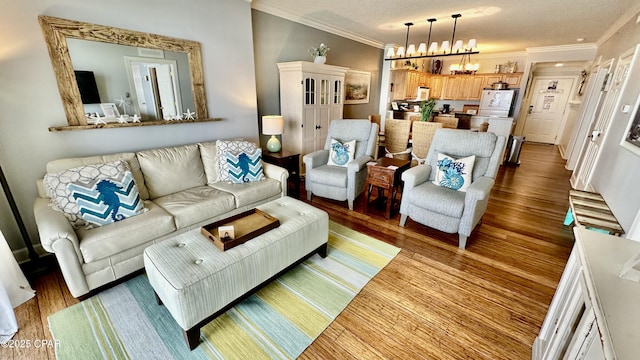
[432,153,475,192]
[327,138,356,167]
[225,148,265,183]
[68,170,147,227]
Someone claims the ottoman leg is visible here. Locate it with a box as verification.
[318,243,328,258]
[184,327,200,350]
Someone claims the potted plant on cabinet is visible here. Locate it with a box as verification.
[308,43,330,64]
[420,98,437,121]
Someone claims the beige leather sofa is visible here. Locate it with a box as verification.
[33,141,288,298]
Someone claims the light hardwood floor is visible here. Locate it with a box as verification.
[2,143,574,360]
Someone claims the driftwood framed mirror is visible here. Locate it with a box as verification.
[39,15,215,131]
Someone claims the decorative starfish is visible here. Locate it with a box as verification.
[115,96,131,115]
[183,109,195,120]
[90,113,107,125]
[131,114,141,123]
[117,114,128,124]
[174,114,183,121]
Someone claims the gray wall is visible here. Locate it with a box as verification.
[590,13,640,232]
[0,0,259,254]
[251,10,383,146]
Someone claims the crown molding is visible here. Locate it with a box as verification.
[596,5,640,47]
[527,43,598,54]
[251,3,385,49]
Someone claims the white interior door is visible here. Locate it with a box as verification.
[522,76,576,143]
[565,60,614,170]
[572,46,638,191]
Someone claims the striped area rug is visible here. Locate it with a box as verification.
[48,221,400,359]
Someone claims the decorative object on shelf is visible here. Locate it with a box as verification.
[385,14,478,62]
[183,109,195,120]
[131,114,141,123]
[308,43,330,64]
[89,113,106,125]
[420,98,437,121]
[116,115,128,124]
[99,103,119,119]
[344,70,371,104]
[115,95,131,115]
[262,115,284,152]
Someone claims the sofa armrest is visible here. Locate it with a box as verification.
[401,164,432,190]
[347,155,372,175]
[302,150,329,170]
[34,198,82,258]
[262,162,289,197]
[34,197,90,297]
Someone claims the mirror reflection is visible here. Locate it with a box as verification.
[67,39,195,121]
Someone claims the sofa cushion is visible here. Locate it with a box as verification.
[225,148,265,183]
[209,178,282,208]
[45,152,149,200]
[152,186,236,229]
[215,140,257,182]
[408,182,466,218]
[69,171,147,227]
[44,160,131,229]
[77,201,175,263]
[198,142,218,184]
[137,144,207,199]
[306,165,347,188]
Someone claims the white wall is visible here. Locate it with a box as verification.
[589,12,640,232]
[0,0,259,253]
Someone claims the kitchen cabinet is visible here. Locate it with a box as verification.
[533,227,640,360]
[390,69,428,100]
[441,75,484,101]
[482,73,523,88]
[426,75,445,99]
[277,61,348,172]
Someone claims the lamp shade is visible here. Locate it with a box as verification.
[428,42,439,53]
[262,115,284,135]
[453,40,463,52]
[467,39,477,49]
[441,41,450,53]
[406,44,416,56]
[386,47,396,57]
[417,43,427,54]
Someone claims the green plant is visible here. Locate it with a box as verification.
[420,98,437,121]
[308,43,330,58]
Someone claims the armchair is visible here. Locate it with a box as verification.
[399,129,506,249]
[303,120,378,210]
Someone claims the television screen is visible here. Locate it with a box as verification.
[74,70,101,104]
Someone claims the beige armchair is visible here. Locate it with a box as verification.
[399,129,506,249]
[303,120,378,210]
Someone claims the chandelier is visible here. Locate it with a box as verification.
[385,14,479,73]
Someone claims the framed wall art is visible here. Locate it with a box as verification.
[344,70,371,104]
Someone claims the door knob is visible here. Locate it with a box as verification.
[315,125,321,129]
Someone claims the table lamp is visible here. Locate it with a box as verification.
[262,115,284,152]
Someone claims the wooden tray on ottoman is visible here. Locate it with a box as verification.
[201,209,280,251]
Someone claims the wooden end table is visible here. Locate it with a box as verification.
[261,150,300,199]
[365,157,410,219]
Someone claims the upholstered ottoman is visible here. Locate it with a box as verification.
[143,197,328,350]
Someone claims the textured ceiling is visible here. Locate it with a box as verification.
[252,0,640,53]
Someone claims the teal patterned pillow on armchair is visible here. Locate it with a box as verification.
[225,148,264,183]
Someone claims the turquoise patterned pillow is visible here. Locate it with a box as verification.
[432,153,475,192]
[68,171,146,227]
[226,148,264,183]
[327,138,356,167]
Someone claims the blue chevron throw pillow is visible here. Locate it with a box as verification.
[68,171,147,227]
[225,148,265,183]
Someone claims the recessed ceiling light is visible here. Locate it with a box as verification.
[576,38,585,42]
[555,63,564,67]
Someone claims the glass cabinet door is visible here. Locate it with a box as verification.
[305,78,315,105]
